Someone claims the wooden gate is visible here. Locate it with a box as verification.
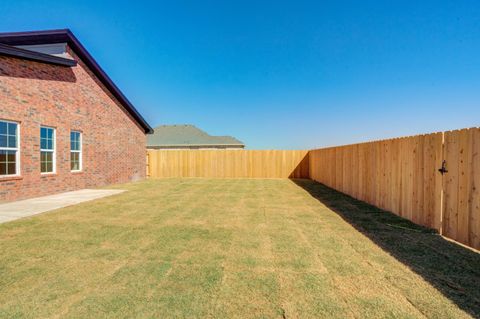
[442,128,480,249]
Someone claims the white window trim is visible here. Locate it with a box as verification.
[40,126,56,174]
[71,131,82,172]
[0,120,20,177]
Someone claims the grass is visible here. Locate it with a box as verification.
[0,178,479,318]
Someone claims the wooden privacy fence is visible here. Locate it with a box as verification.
[146,127,479,250]
[310,127,480,250]
[147,150,309,179]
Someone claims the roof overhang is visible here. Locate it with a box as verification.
[0,29,153,134]
[0,43,77,66]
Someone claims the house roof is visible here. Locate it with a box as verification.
[0,29,152,134]
[147,125,245,148]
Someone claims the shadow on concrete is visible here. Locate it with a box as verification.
[293,179,480,318]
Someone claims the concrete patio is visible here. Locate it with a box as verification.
[0,189,125,224]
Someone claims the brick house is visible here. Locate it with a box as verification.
[0,29,152,202]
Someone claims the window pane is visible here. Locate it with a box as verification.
[40,128,54,150]
[8,123,17,135]
[0,150,16,175]
[71,161,79,171]
[40,127,54,150]
[0,135,6,148]
[41,161,51,173]
[71,152,80,170]
[7,151,15,162]
[7,163,15,175]
[40,151,53,173]
[0,122,6,135]
[8,136,16,148]
[71,132,80,151]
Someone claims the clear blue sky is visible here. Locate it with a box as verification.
[1,1,479,149]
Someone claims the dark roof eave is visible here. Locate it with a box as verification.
[0,43,76,67]
[0,29,153,134]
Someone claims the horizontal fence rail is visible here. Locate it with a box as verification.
[147,149,309,179]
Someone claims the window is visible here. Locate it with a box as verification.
[70,131,82,171]
[0,120,19,176]
[40,126,55,173]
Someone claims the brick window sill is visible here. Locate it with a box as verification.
[40,173,58,178]
[71,171,84,175]
[0,176,23,182]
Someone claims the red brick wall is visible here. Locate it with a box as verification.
[0,46,146,202]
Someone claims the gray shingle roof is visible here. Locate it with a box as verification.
[147,125,245,148]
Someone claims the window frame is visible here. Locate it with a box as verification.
[0,120,20,177]
[70,130,82,172]
[40,126,56,174]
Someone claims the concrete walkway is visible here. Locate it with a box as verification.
[0,189,125,224]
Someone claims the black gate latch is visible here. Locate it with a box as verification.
[438,160,448,175]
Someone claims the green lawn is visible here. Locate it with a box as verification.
[0,179,479,318]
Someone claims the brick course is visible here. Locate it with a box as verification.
[0,46,146,202]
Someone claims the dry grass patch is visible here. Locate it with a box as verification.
[0,178,478,318]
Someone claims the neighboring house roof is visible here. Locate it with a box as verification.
[0,29,152,134]
[147,125,245,148]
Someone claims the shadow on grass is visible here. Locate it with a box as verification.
[292,179,480,318]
